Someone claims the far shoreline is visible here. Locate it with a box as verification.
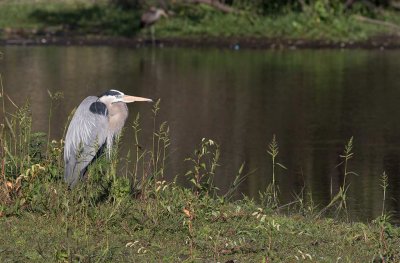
[2,34,400,50]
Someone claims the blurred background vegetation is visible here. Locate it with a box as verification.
[1,0,400,41]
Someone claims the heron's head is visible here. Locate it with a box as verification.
[150,7,168,18]
[157,9,168,18]
[99,89,153,105]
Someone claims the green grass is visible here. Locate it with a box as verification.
[154,4,400,41]
[0,1,141,36]
[0,80,400,262]
[0,1,98,29]
[1,1,400,41]
[2,190,400,262]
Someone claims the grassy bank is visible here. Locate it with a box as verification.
[2,185,400,262]
[1,0,400,42]
[0,84,400,262]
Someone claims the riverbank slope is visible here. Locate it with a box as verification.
[2,1,400,49]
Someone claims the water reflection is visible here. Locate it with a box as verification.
[1,46,400,222]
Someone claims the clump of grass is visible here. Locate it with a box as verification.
[322,136,358,218]
[151,99,170,181]
[284,187,318,218]
[372,171,395,261]
[46,90,63,156]
[380,171,389,219]
[223,161,252,201]
[185,138,220,197]
[260,134,286,209]
[124,99,171,201]
[130,112,143,190]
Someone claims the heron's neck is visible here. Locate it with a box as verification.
[155,10,164,18]
[107,102,128,136]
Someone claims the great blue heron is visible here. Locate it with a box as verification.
[140,7,168,45]
[64,89,152,188]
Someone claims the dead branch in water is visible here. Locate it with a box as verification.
[353,14,400,31]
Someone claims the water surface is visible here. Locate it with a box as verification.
[1,46,400,222]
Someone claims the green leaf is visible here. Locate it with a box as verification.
[238,162,245,174]
[277,162,287,170]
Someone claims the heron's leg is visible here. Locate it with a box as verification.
[147,26,151,42]
[151,26,155,46]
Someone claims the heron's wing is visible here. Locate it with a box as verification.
[141,12,157,26]
[64,96,109,188]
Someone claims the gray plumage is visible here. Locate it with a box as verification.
[64,90,152,188]
[140,7,168,28]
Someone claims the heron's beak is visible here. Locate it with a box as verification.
[162,11,168,18]
[122,95,153,103]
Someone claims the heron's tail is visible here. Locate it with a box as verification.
[64,144,106,189]
[64,157,80,189]
[139,21,146,29]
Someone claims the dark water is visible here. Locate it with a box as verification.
[1,46,400,222]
